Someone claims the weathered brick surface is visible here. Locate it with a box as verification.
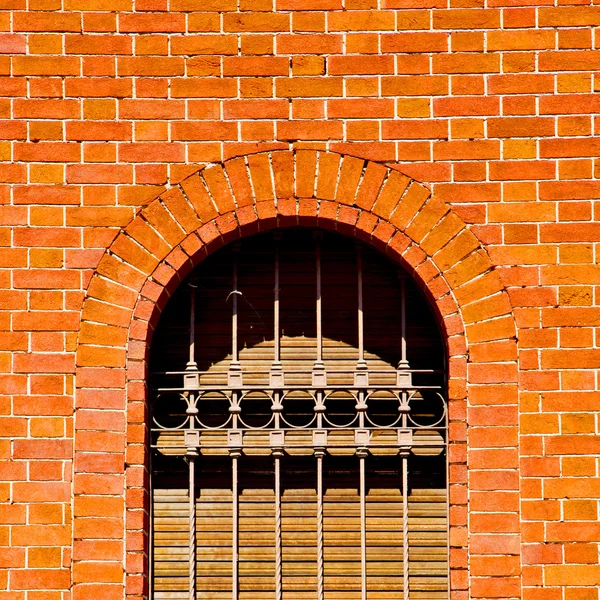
[1,2,599,600]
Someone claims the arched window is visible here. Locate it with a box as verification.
[150,228,448,600]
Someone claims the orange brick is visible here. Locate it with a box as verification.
[0,5,600,599]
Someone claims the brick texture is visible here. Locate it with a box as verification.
[0,3,599,600]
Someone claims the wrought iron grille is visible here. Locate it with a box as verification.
[150,229,448,600]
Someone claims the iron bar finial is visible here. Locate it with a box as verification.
[271,233,284,387]
[355,242,369,387]
[312,231,327,386]
[184,280,199,390]
[229,244,243,387]
[397,274,412,387]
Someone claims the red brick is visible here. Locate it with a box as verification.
[180,173,219,223]
[372,170,410,220]
[73,540,123,561]
[435,96,499,117]
[13,57,80,77]
[382,75,448,97]
[278,120,342,141]
[65,34,131,55]
[328,55,394,75]
[541,94,600,115]
[118,13,184,33]
[540,51,600,72]
[329,11,394,31]
[13,354,75,374]
[11,569,70,590]
[433,53,500,74]
[172,78,237,99]
[171,34,237,56]
[202,165,236,213]
[119,99,185,120]
[223,100,289,120]
[13,440,72,460]
[489,74,554,95]
[381,32,447,53]
[277,33,342,54]
[539,7,600,26]
[328,98,395,119]
[272,151,295,199]
[0,4,599,597]
[278,0,340,8]
[434,9,499,29]
[248,153,275,202]
[67,121,132,141]
[383,120,449,141]
[223,56,288,76]
[276,77,343,98]
[489,30,554,51]
[224,12,289,32]
[471,577,521,598]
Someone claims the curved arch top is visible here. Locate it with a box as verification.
[77,149,516,371]
[72,149,520,600]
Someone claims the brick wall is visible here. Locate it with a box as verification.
[1,1,599,599]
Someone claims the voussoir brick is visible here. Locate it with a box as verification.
[315,151,341,201]
[295,150,318,198]
[202,164,237,214]
[141,201,187,248]
[371,170,411,221]
[271,151,295,199]
[334,155,364,206]
[354,161,388,211]
[247,153,275,202]
[160,187,202,235]
[224,157,254,208]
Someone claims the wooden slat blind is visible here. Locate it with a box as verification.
[152,456,447,599]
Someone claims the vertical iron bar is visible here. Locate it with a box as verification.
[402,454,409,600]
[230,391,241,600]
[186,280,199,600]
[274,453,283,600]
[441,363,449,598]
[188,455,196,600]
[187,285,197,370]
[355,246,368,386]
[274,236,281,364]
[233,252,239,364]
[356,387,368,600]
[271,236,284,386]
[184,283,200,390]
[232,454,239,600]
[357,246,364,365]
[359,452,367,600]
[400,277,407,367]
[149,448,154,600]
[313,232,326,385]
[316,235,322,364]
[229,246,242,386]
[316,450,325,600]
[401,396,409,600]
[397,276,411,386]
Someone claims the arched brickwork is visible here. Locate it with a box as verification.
[73,150,519,600]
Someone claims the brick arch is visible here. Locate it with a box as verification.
[73,150,519,600]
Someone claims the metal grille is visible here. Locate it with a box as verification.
[150,229,448,600]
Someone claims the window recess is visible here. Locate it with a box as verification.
[150,229,448,600]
